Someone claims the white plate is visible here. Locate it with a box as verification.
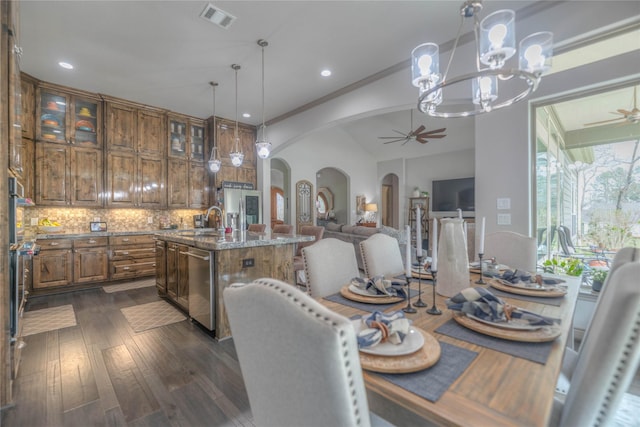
[466,314,543,331]
[348,284,390,298]
[353,320,425,356]
[499,279,562,292]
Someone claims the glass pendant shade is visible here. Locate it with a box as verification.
[479,9,516,69]
[256,138,271,159]
[208,147,221,173]
[472,75,498,111]
[519,31,553,75]
[255,39,272,160]
[411,43,440,89]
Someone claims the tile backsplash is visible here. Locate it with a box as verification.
[24,208,207,234]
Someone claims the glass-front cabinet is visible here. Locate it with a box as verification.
[36,86,102,148]
[168,114,206,161]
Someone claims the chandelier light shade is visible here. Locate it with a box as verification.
[412,0,552,118]
[255,39,272,159]
[207,81,221,174]
[229,64,244,167]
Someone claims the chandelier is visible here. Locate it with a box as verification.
[229,64,244,167]
[412,0,552,118]
[207,81,221,173]
[255,39,272,159]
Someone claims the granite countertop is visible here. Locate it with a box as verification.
[155,229,315,251]
[35,229,179,240]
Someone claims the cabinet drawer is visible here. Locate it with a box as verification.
[110,234,155,246]
[111,259,156,280]
[38,239,73,250]
[74,236,108,248]
[111,247,156,260]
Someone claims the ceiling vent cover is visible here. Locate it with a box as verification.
[200,3,236,29]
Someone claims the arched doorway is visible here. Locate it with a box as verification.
[381,173,399,228]
[316,167,348,225]
[270,158,291,229]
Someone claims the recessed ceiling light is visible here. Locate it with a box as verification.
[320,69,332,77]
[242,113,251,118]
[58,61,74,70]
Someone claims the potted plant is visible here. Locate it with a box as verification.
[542,257,584,277]
[591,269,608,292]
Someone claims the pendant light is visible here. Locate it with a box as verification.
[255,39,272,159]
[207,81,221,173]
[229,64,244,167]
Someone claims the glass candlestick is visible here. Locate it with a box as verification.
[402,274,417,313]
[427,270,442,315]
[414,255,427,307]
[475,253,486,284]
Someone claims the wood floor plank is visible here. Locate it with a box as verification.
[46,359,64,427]
[87,344,120,412]
[58,327,100,412]
[102,345,160,422]
[62,399,105,427]
[17,333,48,376]
[3,371,48,426]
[127,410,174,427]
[170,380,233,426]
[103,406,128,427]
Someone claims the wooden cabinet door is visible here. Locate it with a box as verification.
[71,95,102,148]
[71,147,103,206]
[21,138,35,199]
[36,88,70,144]
[217,120,235,167]
[33,249,73,289]
[21,76,36,140]
[166,243,178,300]
[167,158,188,208]
[155,240,167,295]
[189,162,208,208]
[106,151,136,207]
[73,247,109,283]
[177,244,189,309]
[138,155,166,208]
[35,143,69,205]
[238,124,256,167]
[106,102,136,151]
[137,109,165,157]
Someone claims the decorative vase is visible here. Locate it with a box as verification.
[436,218,470,297]
[412,188,421,198]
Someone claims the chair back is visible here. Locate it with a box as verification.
[247,223,266,232]
[559,248,640,426]
[360,233,405,279]
[483,231,537,272]
[296,225,325,256]
[272,224,294,234]
[223,278,372,427]
[303,238,360,298]
[556,226,575,256]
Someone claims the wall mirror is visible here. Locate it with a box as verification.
[316,187,333,217]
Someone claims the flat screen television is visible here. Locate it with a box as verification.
[431,177,475,214]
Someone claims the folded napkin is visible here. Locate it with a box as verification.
[500,269,564,285]
[356,311,411,349]
[445,287,557,326]
[350,276,407,298]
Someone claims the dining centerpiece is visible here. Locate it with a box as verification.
[436,218,470,297]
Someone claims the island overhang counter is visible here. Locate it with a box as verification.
[155,229,314,340]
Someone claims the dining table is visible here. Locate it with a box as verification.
[319,271,581,427]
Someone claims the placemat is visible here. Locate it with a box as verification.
[488,286,564,307]
[377,342,477,402]
[324,289,421,312]
[435,319,555,364]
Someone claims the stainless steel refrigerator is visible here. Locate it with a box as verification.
[220,188,262,229]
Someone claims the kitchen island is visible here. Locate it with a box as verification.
[155,229,314,340]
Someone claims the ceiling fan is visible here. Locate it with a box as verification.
[379,110,446,145]
[584,86,640,127]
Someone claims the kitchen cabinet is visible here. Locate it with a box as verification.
[211,118,257,188]
[35,143,103,207]
[20,73,36,140]
[73,237,109,284]
[188,162,208,208]
[36,84,102,148]
[105,151,165,208]
[155,239,167,295]
[167,158,188,207]
[105,101,136,151]
[138,108,165,157]
[168,114,206,162]
[32,238,73,289]
[109,234,156,281]
[165,242,189,310]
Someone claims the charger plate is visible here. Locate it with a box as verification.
[411,268,433,279]
[452,312,561,342]
[489,278,567,297]
[358,328,441,373]
[340,285,403,304]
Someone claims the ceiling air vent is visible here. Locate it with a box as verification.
[200,3,236,29]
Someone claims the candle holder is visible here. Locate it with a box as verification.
[413,255,427,307]
[426,270,442,315]
[402,274,417,313]
[475,253,486,284]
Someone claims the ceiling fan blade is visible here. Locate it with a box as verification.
[617,109,633,115]
[410,125,426,136]
[379,136,407,139]
[383,138,408,144]
[417,133,446,139]
[416,138,430,144]
[584,117,625,126]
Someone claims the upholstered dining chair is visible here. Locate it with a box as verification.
[551,247,640,426]
[360,233,405,279]
[272,224,294,234]
[293,225,325,287]
[223,278,391,427]
[303,238,360,298]
[247,223,266,232]
[483,231,537,272]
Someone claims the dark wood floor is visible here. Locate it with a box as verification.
[2,285,255,427]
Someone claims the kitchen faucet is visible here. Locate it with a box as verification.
[205,205,225,231]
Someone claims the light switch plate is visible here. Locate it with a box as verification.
[147,216,154,224]
[497,213,511,225]
[31,218,38,226]
[497,198,511,210]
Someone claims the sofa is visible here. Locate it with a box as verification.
[322,223,407,270]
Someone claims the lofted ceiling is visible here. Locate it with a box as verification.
[18,1,639,161]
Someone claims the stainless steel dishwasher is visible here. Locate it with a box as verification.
[185,247,215,331]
